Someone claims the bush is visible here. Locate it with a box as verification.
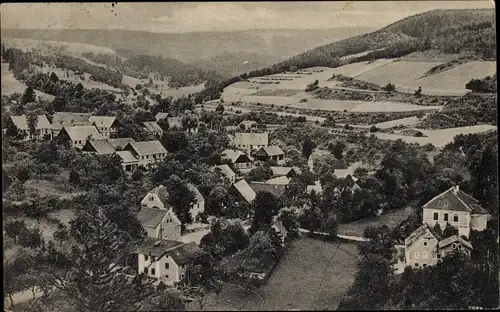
[369,125,379,133]
[382,83,396,93]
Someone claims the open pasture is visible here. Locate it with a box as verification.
[374,125,497,148]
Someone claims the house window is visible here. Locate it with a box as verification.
[414,263,419,267]
[458,244,462,250]
[414,252,420,259]
[144,255,148,261]
[151,268,156,276]
[453,215,459,222]
[165,263,169,269]
[143,267,148,274]
[422,252,428,259]
[452,243,457,249]
[437,253,441,259]
[181,273,185,279]
[165,274,169,279]
[433,212,439,220]
[423,241,427,246]
[422,263,427,268]
[151,256,155,262]
[149,196,154,201]
[444,213,449,222]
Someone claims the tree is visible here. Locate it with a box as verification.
[21,86,36,105]
[250,192,279,234]
[302,135,314,159]
[442,222,458,238]
[49,72,59,83]
[4,220,28,243]
[369,125,379,133]
[329,140,346,159]
[246,163,272,181]
[382,83,396,93]
[18,226,43,249]
[414,86,422,97]
[43,205,180,312]
[165,175,196,231]
[215,104,224,114]
[26,111,39,140]
[53,223,69,245]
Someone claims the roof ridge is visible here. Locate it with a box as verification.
[422,186,455,209]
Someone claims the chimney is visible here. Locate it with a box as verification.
[452,185,459,194]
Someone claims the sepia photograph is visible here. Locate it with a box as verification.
[1,1,498,311]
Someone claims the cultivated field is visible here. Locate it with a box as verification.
[1,63,54,100]
[2,37,117,55]
[374,125,497,147]
[373,116,421,129]
[194,237,359,311]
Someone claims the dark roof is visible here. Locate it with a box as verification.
[256,146,285,157]
[107,138,136,149]
[135,237,185,257]
[166,242,200,265]
[137,207,168,228]
[422,186,488,214]
[89,116,117,128]
[143,121,163,133]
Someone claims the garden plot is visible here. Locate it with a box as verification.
[1,63,54,100]
[374,116,421,129]
[329,59,394,77]
[290,99,439,113]
[374,125,497,148]
[195,237,359,311]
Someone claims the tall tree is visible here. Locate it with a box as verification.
[302,135,314,159]
[21,86,36,105]
[165,175,196,231]
[26,111,39,140]
[43,205,182,312]
[250,191,279,234]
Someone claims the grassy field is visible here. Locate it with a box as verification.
[1,63,54,100]
[2,37,117,55]
[374,125,497,148]
[192,237,359,311]
[337,208,414,237]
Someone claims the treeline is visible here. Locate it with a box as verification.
[82,52,222,88]
[466,75,497,93]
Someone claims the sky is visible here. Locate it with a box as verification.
[1,1,495,33]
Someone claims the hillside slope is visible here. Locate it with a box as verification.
[0,27,374,63]
[192,52,285,78]
[259,9,496,73]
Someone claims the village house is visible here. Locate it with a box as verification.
[422,185,490,238]
[143,121,164,138]
[81,139,116,155]
[115,150,140,173]
[213,164,237,183]
[220,149,254,173]
[270,166,302,179]
[89,116,118,138]
[140,183,205,239]
[123,140,167,169]
[254,146,285,164]
[166,117,183,130]
[136,238,200,285]
[51,112,93,136]
[234,132,269,154]
[6,115,53,140]
[107,137,136,150]
[55,125,103,148]
[232,179,257,204]
[398,224,473,271]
